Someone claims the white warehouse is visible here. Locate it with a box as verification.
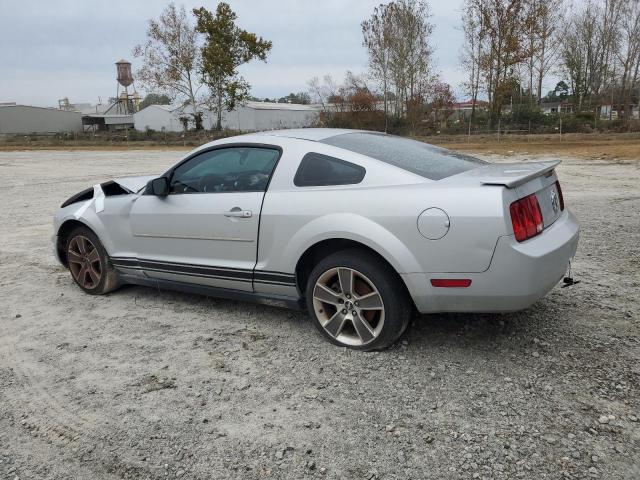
[0,105,82,134]
[133,101,320,132]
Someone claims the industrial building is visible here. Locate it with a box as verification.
[133,104,206,132]
[2,58,320,135]
[82,59,138,131]
[0,105,82,134]
[133,101,321,132]
[224,101,320,131]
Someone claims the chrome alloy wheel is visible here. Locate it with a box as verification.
[312,267,385,347]
[67,235,102,290]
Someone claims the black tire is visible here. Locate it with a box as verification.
[305,248,412,351]
[65,226,119,295]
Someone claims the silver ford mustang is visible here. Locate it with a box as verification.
[53,129,579,350]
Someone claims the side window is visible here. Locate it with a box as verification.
[169,147,279,194]
[294,152,366,187]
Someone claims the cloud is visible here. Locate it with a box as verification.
[0,0,466,106]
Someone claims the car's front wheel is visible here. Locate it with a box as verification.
[65,226,119,295]
[305,249,412,350]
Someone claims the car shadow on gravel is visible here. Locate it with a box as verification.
[407,306,555,352]
[116,284,307,321]
[118,283,558,354]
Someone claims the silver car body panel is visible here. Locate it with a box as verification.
[53,129,579,313]
[113,175,156,193]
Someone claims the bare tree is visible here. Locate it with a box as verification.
[361,0,434,130]
[388,0,435,122]
[362,3,394,131]
[468,0,527,125]
[133,3,202,117]
[307,76,325,110]
[458,0,637,129]
[531,0,562,104]
[560,8,593,109]
[306,72,379,129]
[518,0,561,105]
[426,79,456,128]
[307,75,344,113]
[560,0,624,112]
[615,0,640,126]
[460,0,485,128]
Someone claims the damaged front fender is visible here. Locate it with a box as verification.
[55,175,154,266]
[60,175,156,208]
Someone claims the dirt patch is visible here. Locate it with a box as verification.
[2,132,638,160]
[0,149,639,479]
[428,132,640,160]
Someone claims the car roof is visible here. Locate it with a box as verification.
[254,128,366,142]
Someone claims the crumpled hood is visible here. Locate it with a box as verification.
[113,175,157,193]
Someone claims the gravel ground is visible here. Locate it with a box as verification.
[0,149,639,480]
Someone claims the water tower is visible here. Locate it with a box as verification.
[113,59,140,114]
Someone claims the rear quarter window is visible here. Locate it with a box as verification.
[321,132,486,180]
[294,152,366,187]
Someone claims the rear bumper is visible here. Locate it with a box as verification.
[404,209,580,313]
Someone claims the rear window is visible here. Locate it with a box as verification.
[321,132,486,180]
[294,152,365,187]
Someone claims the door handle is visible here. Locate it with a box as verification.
[224,208,252,218]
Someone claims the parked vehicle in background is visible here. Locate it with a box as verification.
[53,129,579,350]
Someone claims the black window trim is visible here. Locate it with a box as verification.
[293,152,366,187]
[153,143,283,195]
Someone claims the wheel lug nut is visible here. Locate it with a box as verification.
[345,294,351,299]
[341,309,347,314]
[351,310,356,316]
[354,301,359,306]
[338,299,344,304]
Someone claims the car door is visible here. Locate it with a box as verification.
[129,146,280,291]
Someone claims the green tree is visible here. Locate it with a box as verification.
[278,92,311,104]
[139,93,172,110]
[193,3,272,130]
[544,81,570,102]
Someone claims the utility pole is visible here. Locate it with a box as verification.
[559,115,562,141]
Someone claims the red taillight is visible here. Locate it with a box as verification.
[430,279,472,288]
[510,193,544,242]
[555,180,565,211]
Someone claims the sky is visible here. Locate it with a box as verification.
[0,0,469,107]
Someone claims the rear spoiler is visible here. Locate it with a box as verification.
[475,160,561,188]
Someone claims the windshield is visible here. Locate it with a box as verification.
[321,132,486,180]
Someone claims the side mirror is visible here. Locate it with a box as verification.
[145,177,169,196]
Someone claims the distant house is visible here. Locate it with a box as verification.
[452,100,489,112]
[599,103,639,120]
[449,100,489,120]
[0,104,82,134]
[540,101,574,115]
[133,101,321,133]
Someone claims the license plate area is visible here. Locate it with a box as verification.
[536,182,562,227]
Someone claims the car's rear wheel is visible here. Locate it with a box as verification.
[66,226,119,295]
[305,249,411,351]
